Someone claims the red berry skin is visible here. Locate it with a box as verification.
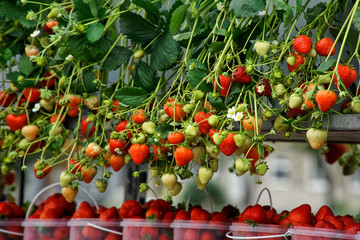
[324,143,346,164]
[24,87,41,103]
[0,91,16,107]
[288,53,305,72]
[219,133,237,156]
[6,113,28,132]
[174,147,193,166]
[213,75,231,96]
[80,117,96,138]
[129,144,150,164]
[333,65,357,90]
[316,38,336,56]
[194,111,213,134]
[233,66,251,84]
[293,35,312,54]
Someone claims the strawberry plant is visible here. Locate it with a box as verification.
[0,0,360,202]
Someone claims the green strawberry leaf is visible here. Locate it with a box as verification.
[354,8,360,32]
[88,0,104,19]
[170,4,190,35]
[6,72,36,89]
[317,59,336,71]
[86,22,104,43]
[73,0,94,20]
[119,12,162,44]
[114,87,149,106]
[70,70,97,94]
[296,0,302,17]
[102,46,133,71]
[133,0,160,24]
[150,29,180,71]
[229,0,266,18]
[133,61,156,92]
[304,2,326,25]
[207,93,227,110]
[273,0,294,28]
[208,42,226,54]
[18,54,33,77]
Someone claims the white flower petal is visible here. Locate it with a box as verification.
[30,30,40,38]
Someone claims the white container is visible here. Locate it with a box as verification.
[68,219,122,240]
[171,220,230,240]
[121,219,173,240]
[227,222,288,239]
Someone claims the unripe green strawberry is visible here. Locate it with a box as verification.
[206,144,220,158]
[184,124,198,137]
[133,49,145,59]
[125,154,132,164]
[183,103,194,113]
[209,159,218,172]
[350,99,360,113]
[273,71,282,79]
[254,41,270,56]
[195,174,207,190]
[235,158,251,176]
[261,109,273,121]
[273,116,290,132]
[307,48,317,58]
[60,171,73,187]
[234,134,246,148]
[208,115,219,127]
[274,84,286,97]
[306,128,327,149]
[95,180,108,193]
[18,139,31,150]
[192,146,205,165]
[212,133,224,145]
[318,74,331,84]
[161,173,177,191]
[158,114,169,124]
[287,55,296,65]
[131,132,146,144]
[142,121,156,134]
[246,64,254,74]
[193,90,204,100]
[40,98,54,111]
[234,137,252,155]
[49,124,63,136]
[289,93,303,108]
[169,182,182,196]
[198,166,213,184]
[47,9,59,19]
[256,162,268,176]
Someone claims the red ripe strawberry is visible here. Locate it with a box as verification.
[341,100,352,113]
[190,208,210,221]
[174,146,194,166]
[119,200,143,219]
[344,223,360,233]
[323,143,346,164]
[99,207,119,221]
[315,205,334,222]
[337,215,355,226]
[153,139,169,155]
[81,166,97,183]
[110,154,125,172]
[80,116,96,138]
[140,226,159,239]
[233,66,251,84]
[242,204,267,224]
[105,233,122,240]
[293,35,312,54]
[24,87,41,103]
[34,160,52,179]
[221,205,240,219]
[315,220,336,229]
[7,202,25,217]
[54,226,70,239]
[219,133,237,156]
[316,38,336,56]
[0,202,13,218]
[72,201,95,218]
[255,79,271,97]
[149,199,171,214]
[109,138,128,154]
[40,207,64,219]
[132,109,146,124]
[272,210,289,225]
[288,204,312,225]
[279,217,292,227]
[69,159,81,174]
[146,207,162,219]
[208,129,219,144]
[41,71,57,88]
[323,214,344,230]
[315,90,337,112]
[167,132,185,144]
[288,105,307,117]
[209,212,227,222]
[288,52,304,72]
[0,90,16,107]
[163,98,186,122]
[49,113,66,124]
[200,231,217,240]
[194,111,213,134]
[82,225,106,239]
[6,113,27,131]
[333,65,357,89]
[175,209,190,220]
[214,74,232,96]
[115,120,132,139]
[163,211,175,221]
[184,229,200,240]
[129,144,150,164]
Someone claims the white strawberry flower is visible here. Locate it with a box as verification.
[115,148,121,154]
[30,30,40,38]
[66,54,73,61]
[234,112,244,121]
[227,107,236,119]
[258,10,266,16]
[272,40,279,45]
[32,103,40,112]
[257,85,265,94]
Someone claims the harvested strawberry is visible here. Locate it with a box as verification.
[316,38,336,56]
[174,146,193,166]
[139,226,159,239]
[72,201,96,218]
[174,209,190,220]
[337,215,355,226]
[315,90,337,112]
[119,200,143,219]
[190,208,210,221]
[194,111,213,134]
[315,219,336,229]
[80,117,96,138]
[323,143,346,164]
[150,199,171,214]
[0,90,15,107]
[99,206,119,221]
[221,205,240,219]
[132,109,147,124]
[233,66,251,84]
[184,229,200,240]
[219,133,237,156]
[163,211,175,221]
[200,231,217,240]
[315,205,334,222]
[163,98,186,122]
[24,87,41,103]
[54,226,70,240]
[333,65,357,90]
[344,223,360,233]
[293,35,312,54]
[288,204,312,225]
[323,214,344,230]
[146,207,162,219]
[6,113,28,132]
[129,144,150,164]
[167,131,185,144]
[0,202,13,218]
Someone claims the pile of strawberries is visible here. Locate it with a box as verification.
[0,201,25,240]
